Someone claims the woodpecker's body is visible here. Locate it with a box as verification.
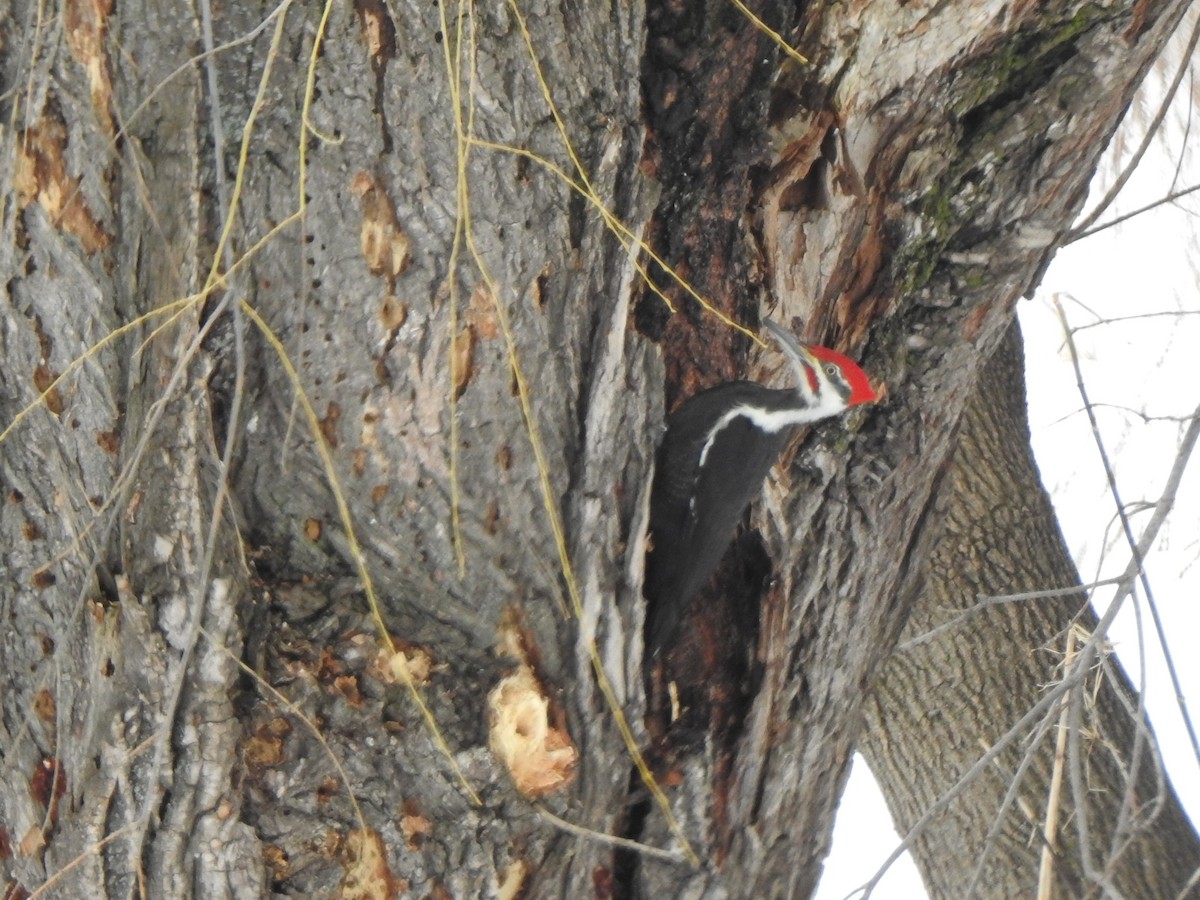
[644,321,876,652]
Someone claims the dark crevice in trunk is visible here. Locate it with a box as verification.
[612,765,652,898]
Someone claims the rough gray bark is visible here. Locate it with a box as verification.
[0,1,1195,899]
[2,0,262,895]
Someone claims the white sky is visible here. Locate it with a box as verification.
[817,22,1200,899]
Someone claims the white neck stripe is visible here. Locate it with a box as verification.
[697,395,847,467]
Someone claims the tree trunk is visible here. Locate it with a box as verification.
[0,1,1194,899]
[861,320,1200,898]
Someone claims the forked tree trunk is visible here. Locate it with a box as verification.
[0,1,1195,898]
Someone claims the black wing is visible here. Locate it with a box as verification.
[644,384,793,651]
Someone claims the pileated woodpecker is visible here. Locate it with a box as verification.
[643,319,877,652]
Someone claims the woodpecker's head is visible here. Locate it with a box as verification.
[764,318,877,413]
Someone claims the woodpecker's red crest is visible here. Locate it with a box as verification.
[801,344,877,407]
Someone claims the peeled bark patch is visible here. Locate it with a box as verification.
[353,0,397,63]
[336,828,404,900]
[370,641,434,686]
[64,0,116,135]
[352,171,411,283]
[468,284,500,339]
[14,114,111,253]
[488,665,577,798]
[497,859,528,899]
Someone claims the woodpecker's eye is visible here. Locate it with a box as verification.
[824,363,839,378]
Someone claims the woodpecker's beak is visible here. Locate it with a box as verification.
[763,318,821,373]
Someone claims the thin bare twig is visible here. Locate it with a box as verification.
[534,805,688,864]
[963,706,1061,898]
[1055,298,1200,770]
[1068,309,1200,334]
[1067,181,1200,243]
[1067,12,1200,239]
[895,579,1120,653]
[1037,628,1076,899]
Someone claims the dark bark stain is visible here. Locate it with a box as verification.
[31,314,54,361]
[611,766,652,897]
[319,401,342,448]
[568,190,587,251]
[629,1,802,872]
[32,364,65,416]
[955,28,1080,144]
[634,1,791,402]
[29,756,66,825]
[531,263,551,311]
